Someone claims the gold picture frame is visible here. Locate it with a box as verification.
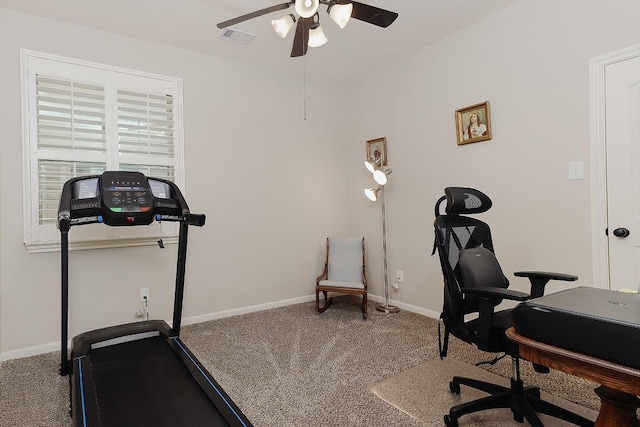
[455,101,492,145]
[366,137,387,166]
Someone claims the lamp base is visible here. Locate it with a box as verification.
[376,304,400,314]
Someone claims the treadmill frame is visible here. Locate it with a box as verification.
[58,173,252,427]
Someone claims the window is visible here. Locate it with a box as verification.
[21,51,184,253]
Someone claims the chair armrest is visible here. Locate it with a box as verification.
[514,271,578,298]
[461,287,530,351]
[316,263,328,285]
[514,271,578,282]
[462,286,530,302]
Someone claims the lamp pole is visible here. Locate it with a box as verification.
[376,185,399,313]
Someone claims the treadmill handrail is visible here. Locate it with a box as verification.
[155,213,206,226]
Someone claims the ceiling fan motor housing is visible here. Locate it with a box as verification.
[295,0,319,18]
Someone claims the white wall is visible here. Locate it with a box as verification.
[345,0,640,310]
[2,0,640,358]
[0,9,352,356]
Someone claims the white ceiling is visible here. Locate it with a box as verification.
[0,0,517,82]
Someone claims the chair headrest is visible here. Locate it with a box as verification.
[444,187,492,215]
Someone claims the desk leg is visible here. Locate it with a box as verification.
[594,386,640,427]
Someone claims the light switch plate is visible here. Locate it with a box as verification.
[568,161,584,180]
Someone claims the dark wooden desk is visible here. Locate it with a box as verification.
[506,327,640,427]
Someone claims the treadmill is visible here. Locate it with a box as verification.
[58,171,252,427]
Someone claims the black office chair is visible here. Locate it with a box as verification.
[433,187,593,427]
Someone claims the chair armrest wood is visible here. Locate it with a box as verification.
[316,263,328,285]
[514,271,578,298]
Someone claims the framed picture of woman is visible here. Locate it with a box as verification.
[366,137,387,166]
[455,101,492,145]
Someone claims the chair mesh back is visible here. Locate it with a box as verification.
[444,225,476,273]
[445,187,492,215]
[327,237,363,283]
[434,188,506,316]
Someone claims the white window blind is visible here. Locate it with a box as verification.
[35,76,108,226]
[22,51,184,252]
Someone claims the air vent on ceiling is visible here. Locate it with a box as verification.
[218,29,256,45]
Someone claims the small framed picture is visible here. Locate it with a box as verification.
[455,101,492,145]
[366,137,387,166]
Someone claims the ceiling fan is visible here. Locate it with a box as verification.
[217,0,398,58]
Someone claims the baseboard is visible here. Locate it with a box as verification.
[0,341,62,363]
[0,293,436,362]
[180,294,316,326]
[367,294,440,319]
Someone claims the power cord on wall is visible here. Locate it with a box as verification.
[135,296,150,320]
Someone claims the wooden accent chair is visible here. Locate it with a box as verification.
[316,237,368,319]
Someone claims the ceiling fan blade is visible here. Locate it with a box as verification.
[217,2,293,29]
[350,1,398,28]
[290,17,313,57]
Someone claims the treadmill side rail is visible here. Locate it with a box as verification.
[170,337,253,427]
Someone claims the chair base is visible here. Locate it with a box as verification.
[445,375,594,427]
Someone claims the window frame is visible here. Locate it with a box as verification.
[21,50,185,253]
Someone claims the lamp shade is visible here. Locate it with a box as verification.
[308,24,328,47]
[373,169,392,185]
[329,3,353,29]
[295,0,319,18]
[364,158,380,173]
[364,187,379,202]
[271,14,296,38]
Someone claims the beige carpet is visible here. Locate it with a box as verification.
[0,297,602,426]
[370,358,598,426]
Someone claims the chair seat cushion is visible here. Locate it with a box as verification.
[318,280,365,290]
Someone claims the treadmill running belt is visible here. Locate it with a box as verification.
[87,336,229,426]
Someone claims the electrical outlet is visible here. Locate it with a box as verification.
[140,287,150,303]
[396,270,404,283]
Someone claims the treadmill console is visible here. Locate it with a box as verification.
[58,171,195,230]
[100,171,154,226]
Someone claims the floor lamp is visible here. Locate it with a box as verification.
[364,160,399,314]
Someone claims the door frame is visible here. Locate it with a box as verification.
[590,43,640,290]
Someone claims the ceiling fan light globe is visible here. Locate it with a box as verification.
[329,3,353,29]
[308,24,328,47]
[295,0,319,18]
[271,14,296,38]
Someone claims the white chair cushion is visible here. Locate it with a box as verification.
[327,237,363,283]
[319,280,365,289]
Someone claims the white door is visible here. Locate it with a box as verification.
[605,55,640,291]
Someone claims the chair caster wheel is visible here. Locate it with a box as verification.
[444,414,458,427]
[449,381,460,394]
